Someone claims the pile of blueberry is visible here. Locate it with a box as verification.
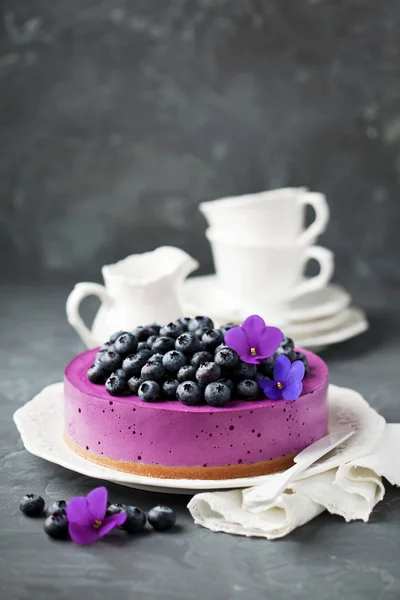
[19,493,176,540]
[87,316,309,407]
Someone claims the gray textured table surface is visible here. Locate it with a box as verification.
[2,285,400,600]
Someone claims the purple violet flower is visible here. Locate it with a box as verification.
[258,355,305,401]
[224,315,283,364]
[66,486,126,545]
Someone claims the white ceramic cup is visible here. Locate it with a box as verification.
[206,229,334,326]
[200,188,329,245]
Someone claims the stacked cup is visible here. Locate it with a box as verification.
[200,188,334,327]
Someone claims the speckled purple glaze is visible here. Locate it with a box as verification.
[64,349,329,467]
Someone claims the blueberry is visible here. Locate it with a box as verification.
[215,343,229,353]
[19,494,45,517]
[105,371,127,396]
[46,500,67,517]
[148,353,164,363]
[204,382,231,407]
[293,351,309,375]
[214,347,239,370]
[87,362,108,384]
[147,335,158,349]
[258,357,275,378]
[95,343,113,362]
[137,341,149,351]
[193,327,208,339]
[99,350,123,372]
[188,316,214,332]
[177,364,197,382]
[109,330,126,344]
[133,326,153,342]
[275,346,296,361]
[196,361,221,385]
[219,323,238,335]
[141,361,166,382]
[235,361,257,380]
[237,379,259,400]
[127,376,144,395]
[147,505,176,531]
[122,506,147,534]
[136,348,154,361]
[281,336,295,350]
[175,332,201,355]
[162,379,179,397]
[114,332,138,355]
[106,503,126,517]
[122,353,149,377]
[152,336,176,355]
[216,378,234,392]
[201,329,224,351]
[190,351,213,369]
[159,322,182,339]
[138,380,160,402]
[176,317,191,331]
[162,350,187,373]
[176,381,203,405]
[44,510,69,539]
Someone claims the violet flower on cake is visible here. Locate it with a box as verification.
[224,315,283,364]
[66,486,126,545]
[258,354,305,401]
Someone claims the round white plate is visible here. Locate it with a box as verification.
[180,275,352,324]
[13,382,383,495]
[295,307,368,350]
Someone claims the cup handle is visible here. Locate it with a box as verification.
[292,246,334,298]
[298,192,330,245]
[66,282,112,349]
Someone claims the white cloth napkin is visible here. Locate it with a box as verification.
[188,386,400,539]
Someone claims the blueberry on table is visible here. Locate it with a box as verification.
[190,351,213,369]
[214,347,239,370]
[138,380,160,402]
[19,494,45,517]
[122,506,147,533]
[176,381,203,405]
[87,362,108,384]
[106,503,126,517]
[204,382,231,407]
[141,361,166,382]
[175,332,201,355]
[219,322,238,334]
[44,510,70,540]
[127,376,144,395]
[162,379,179,397]
[201,329,224,351]
[114,332,138,355]
[275,345,295,361]
[196,362,221,385]
[109,330,126,344]
[162,350,187,373]
[99,350,123,372]
[188,316,214,332]
[105,371,127,396]
[147,506,176,532]
[281,336,295,350]
[177,364,197,382]
[152,336,176,354]
[235,361,257,380]
[46,500,67,517]
[293,351,309,375]
[237,379,260,400]
[159,322,182,339]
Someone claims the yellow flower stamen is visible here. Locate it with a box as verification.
[277,382,284,390]
[250,347,257,356]
[93,520,102,529]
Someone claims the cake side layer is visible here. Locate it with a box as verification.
[64,348,329,468]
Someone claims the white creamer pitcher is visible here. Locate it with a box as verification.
[66,247,199,348]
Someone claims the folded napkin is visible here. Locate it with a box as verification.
[188,386,400,539]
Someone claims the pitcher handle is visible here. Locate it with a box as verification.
[292,246,334,298]
[298,192,330,245]
[66,282,112,349]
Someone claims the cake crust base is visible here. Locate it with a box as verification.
[64,432,296,480]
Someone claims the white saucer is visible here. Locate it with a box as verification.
[180,275,351,324]
[13,382,383,495]
[294,307,368,351]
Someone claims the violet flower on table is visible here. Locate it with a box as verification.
[224,315,283,364]
[258,354,305,401]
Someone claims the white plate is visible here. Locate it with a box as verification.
[13,381,383,495]
[295,307,368,350]
[180,275,351,324]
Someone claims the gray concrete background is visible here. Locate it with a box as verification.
[1,0,400,307]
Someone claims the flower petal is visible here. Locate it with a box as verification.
[66,497,92,526]
[286,360,305,386]
[274,355,291,383]
[241,315,267,347]
[241,353,260,365]
[86,486,108,522]
[258,327,284,358]
[282,381,303,401]
[224,327,248,356]
[258,379,282,400]
[69,523,99,545]
[98,513,127,538]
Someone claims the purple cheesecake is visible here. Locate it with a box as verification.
[64,348,329,479]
